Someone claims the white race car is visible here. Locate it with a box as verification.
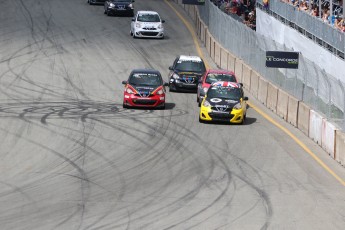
[130,11,165,39]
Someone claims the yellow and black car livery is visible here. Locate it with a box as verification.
[199,81,248,124]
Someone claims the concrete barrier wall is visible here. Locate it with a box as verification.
[234,59,243,82]
[297,102,310,136]
[214,42,221,67]
[322,120,337,158]
[277,89,289,121]
[287,96,299,127]
[220,48,228,70]
[242,64,251,89]
[210,36,215,60]
[335,131,345,165]
[309,110,323,146]
[206,30,211,56]
[267,83,278,113]
[250,71,259,98]
[228,53,236,72]
[258,78,268,105]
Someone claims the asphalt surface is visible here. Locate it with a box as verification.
[1,0,345,229]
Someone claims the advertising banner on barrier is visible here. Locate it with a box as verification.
[182,0,205,5]
[266,51,299,69]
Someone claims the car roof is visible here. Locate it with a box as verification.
[131,68,161,75]
[178,55,203,62]
[211,81,240,88]
[137,11,159,15]
[207,69,235,74]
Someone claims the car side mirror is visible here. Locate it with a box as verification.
[239,83,243,87]
[162,20,165,23]
[163,82,169,86]
[168,66,173,70]
[122,80,127,85]
[243,96,248,101]
[131,18,135,22]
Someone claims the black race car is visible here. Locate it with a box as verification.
[104,0,134,17]
[168,55,206,92]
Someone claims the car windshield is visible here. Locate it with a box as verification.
[205,73,236,84]
[115,0,131,2]
[175,60,206,72]
[206,86,242,100]
[137,14,160,22]
[128,73,162,86]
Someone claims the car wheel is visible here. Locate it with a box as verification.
[199,116,204,123]
[123,103,127,109]
[104,9,107,14]
[88,0,92,5]
[130,30,133,36]
[107,10,111,16]
[196,96,199,103]
[198,101,201,107]
[132,32,136,38]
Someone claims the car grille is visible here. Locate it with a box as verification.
[211,106,232,113]
[133,99,156,105]
[141,32,159,36]
[209,112,234,120]
[180,76,197,84]
[143,27,156,30]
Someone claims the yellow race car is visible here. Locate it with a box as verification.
[199,81,248,124]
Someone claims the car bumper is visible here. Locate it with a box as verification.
[133,28,164,38]
[123,94,165,108]
[170,80,198,91]
[199,106,245,123]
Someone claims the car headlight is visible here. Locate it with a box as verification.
[203,100,211,107]
[233,102,242,109]
[156,89,164,95]
[158,23,163,29]
[109,3,115,7]
[126,88,134,94]
[172,73,180,79]
[135,22,141,28]
[128,3,133,8]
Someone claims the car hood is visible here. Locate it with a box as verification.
[206,97,239,108]
[132,85,159,96]
[175,71,203,77]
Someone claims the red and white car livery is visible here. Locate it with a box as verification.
[197,69,237,106]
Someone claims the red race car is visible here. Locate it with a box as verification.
[122,69,169,109]
[197,69,237,106]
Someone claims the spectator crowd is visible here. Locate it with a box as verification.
[211,0,257,30]
[282,0,345,32]
[210,0,344,32]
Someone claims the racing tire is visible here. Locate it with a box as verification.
[198,101,201,107]
[107,10,111,16]
[88,0,93,5]
[130,30,133,36]
[122,103,127,109]
[199,116,204,123]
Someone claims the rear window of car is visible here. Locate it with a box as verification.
[205,74,236,84]
[175,60,206,72]
[129,73,162,86]
[137,14,160,22]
